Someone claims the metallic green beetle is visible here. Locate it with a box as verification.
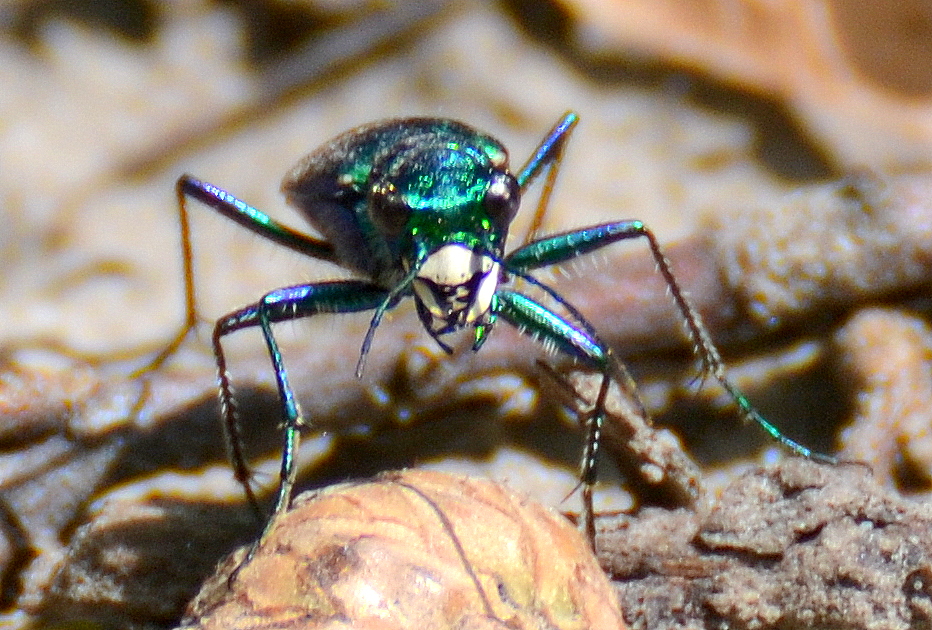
[172,112,831,547]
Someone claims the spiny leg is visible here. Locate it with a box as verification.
[176,175,339,261]
[575,372,611,546]
[510,117,646,533]
[495,289,616,550]
[130,175,341,404]
[131,174,360,529]
[510,115,649,542]
[505,220,836,463]
[212,281,388,538]
[123,177,204,421]
[212,307,263,516]
[500,262,651,421]
[514,112,579,244]
[129,178,200,378]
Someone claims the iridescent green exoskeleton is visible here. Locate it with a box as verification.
[168,113,832,548]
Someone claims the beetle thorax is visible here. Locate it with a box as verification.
[412,243,500,334]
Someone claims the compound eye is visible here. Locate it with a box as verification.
[370,181,412,238]
[484,172,520,229]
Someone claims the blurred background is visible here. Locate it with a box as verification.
[2,0,932,627]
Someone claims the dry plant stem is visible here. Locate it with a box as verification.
[711,175,932,330]
[834,307,932,490]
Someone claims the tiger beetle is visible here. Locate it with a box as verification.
[163,112,833,549]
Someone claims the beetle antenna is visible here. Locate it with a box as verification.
[355,265,420,378]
